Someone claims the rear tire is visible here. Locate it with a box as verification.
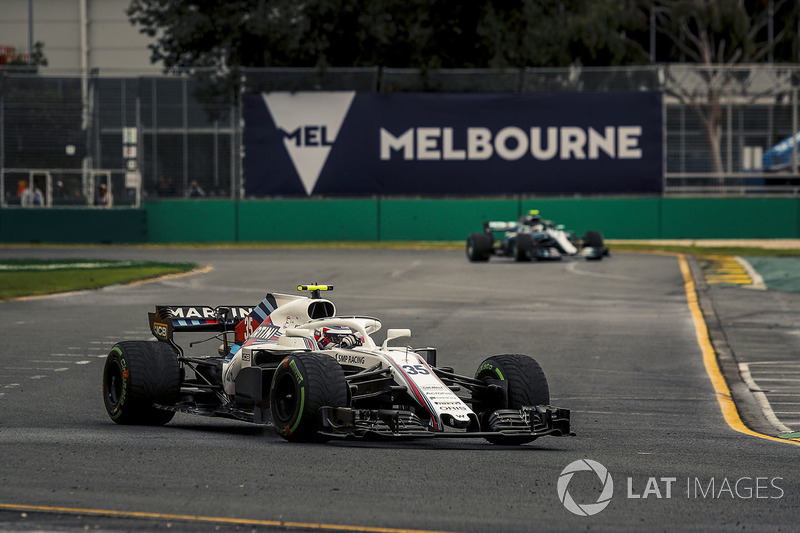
[466,233,492,262]
[102,341,180,425]
[473,354,550,445]
[270,353,349,442]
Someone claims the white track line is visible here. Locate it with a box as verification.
[564,261,641,281]
[739,362,793,433]
[734,256,766,290]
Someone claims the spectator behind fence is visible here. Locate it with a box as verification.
[97,183,113,207]
[187,180,206,198]
[157,177,176,196]
[20,182,44,207]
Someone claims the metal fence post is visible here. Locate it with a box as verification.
[182,76,188,193]
[727,101,733,174]
[1,71,4,177]
[794,87,798,174]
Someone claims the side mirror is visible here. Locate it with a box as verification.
[285,328,314,340]
[382,328,411,350]
[277,328,316,349]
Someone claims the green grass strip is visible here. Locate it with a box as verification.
[0,260,196,300]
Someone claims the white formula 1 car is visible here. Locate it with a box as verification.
[466,210,608,262]
[102,285,572,444]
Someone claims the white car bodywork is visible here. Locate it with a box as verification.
[487,220,579,256]
[131,285,571,443]
[223,293,473,430]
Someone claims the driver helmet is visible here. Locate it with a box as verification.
[316,326,362,348]
[520,209,542,227]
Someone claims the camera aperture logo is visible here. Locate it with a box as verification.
[558,459,614,516]
[557,460,786,517]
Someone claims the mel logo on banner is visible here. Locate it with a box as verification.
[243,91,663,196]
[261,92,355,195]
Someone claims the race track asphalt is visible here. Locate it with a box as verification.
[0,246,798,532]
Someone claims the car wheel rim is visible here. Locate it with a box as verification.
[273,373,298,422]
[105,360,123,407]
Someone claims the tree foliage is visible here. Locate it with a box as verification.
[651,0,792,64]
[128,0,799,72]
[479,0,652,68]
[127,0,799,168]
[128,0,799,69]
[126,0,661,71]
[649,0,793,175]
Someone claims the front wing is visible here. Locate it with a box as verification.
[318,405,573,440]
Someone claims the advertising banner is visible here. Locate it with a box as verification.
[243,91,663,196]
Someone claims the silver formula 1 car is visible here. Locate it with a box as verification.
[466,210,609,262]
[102,285,572,444]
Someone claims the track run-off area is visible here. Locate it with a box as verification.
[0,246,799,532]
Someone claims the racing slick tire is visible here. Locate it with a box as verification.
[513,234,533,262]
[583,230,608,260]
[466,233,492,262]
[102,341,180,425]
[270,353,349,442]
[473,354,550,445]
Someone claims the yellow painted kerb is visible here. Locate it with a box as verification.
[678,253,800,446]
[0,503,455,533]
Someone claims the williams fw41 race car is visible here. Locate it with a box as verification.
[466,210,609,262]
[102,285,572,444]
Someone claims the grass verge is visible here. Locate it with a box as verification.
[2,241,798,301]
[0,259,197,300]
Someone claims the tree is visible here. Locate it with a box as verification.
[126,1,654,93]
[478,0,651,68]
[127,0,800,174]
[126,0,489,71]
[127,0,497,103]
[649,0,793,176]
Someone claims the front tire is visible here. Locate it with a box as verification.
[270,353,349,442]
[583,230,608,260]
[102,341,180,425]
[473,354,550,445]
[513,234,533,262]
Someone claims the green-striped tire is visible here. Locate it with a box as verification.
[269,353,348,442]
[473,354,550,444]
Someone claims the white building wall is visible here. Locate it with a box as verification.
[0,0,159,72]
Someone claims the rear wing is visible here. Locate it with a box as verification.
[485,221,517,232]
[148,305,253,342]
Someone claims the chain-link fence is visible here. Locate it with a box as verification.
[662,65,800,194]
[2,65,799,206]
